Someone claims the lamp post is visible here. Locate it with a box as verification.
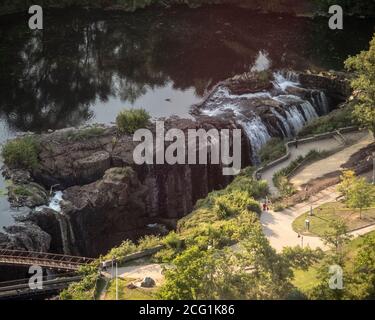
[298,233,304,248]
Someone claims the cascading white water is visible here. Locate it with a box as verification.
[198,70,329,164]
[239,114,271,163]
[35,191,76,255]
[318,91,329,114]
[272,71,300,91]
[285,105,307,133]
[271,108,292,138]
[300,101,319,122]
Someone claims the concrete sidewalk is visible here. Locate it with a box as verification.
[260,185,375,252]
[260,131,370,196]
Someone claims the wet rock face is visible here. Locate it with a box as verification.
[61,167,151,256]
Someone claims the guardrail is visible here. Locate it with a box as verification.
[253,126,360,181]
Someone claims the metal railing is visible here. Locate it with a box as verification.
[0,249,94,271]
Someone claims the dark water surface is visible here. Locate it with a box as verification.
[0,6,374,227]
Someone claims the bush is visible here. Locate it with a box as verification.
[1,136,39,170]
[298,103,357,137]
[259,138,286,165]
[137,235,161,251]
[163,231,183,250]
[116,108,151,134]
[65,126,105,141]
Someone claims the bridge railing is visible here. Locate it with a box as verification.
[0,249,94,270]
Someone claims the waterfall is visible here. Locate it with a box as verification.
[197,70,332,165]
[35,191,76,255]
[55,214,72,255]
[271,108,292,137]
[272,71,300,91]
[239,114,271,164]
[310,90,330,115]
[318,91,329,114]
[299,101,318,122]
[285,106,307,134]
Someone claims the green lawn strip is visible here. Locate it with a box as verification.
[105,277,157,300]
[292,202,375,237]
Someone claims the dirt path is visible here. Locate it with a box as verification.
[260,131,369,196]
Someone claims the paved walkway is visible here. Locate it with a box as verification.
[260,131,369,196]
[260,185,375,252]
[291,131,374,189]
[103,263,164,286]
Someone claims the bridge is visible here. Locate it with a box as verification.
[0,249,95,271]
[0,272,82,300]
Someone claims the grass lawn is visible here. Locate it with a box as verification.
[292,231,375,295]
[104,277,157,300]
[292,201,375,237]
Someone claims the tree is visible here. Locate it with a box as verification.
[157,224,293,300]
[350,234,375,299]
[346,177,374,219]
[345,34,375,136]
[322,220,351,262]
[337,169,356,200]
[282,246,324,271]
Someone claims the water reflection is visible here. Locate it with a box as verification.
[0,7,373,133]
[0,6,374,227]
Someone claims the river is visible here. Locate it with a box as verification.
[0,5,374,228]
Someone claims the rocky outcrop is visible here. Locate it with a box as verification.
[1,70,351,258]
[0,223,51,252]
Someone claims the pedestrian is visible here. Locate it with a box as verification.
[262,203,267,211]
[295,137,298,149]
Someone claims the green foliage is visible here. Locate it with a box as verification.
[137,235,161,251]
[103,239,137,260]
[116,108,151,134]
[60,262,100,300]
[259,138,286,165]
[11,185,33,197]
[65,126,105,141]
[1,136,39,170]
[298,103,358,137]
[158,226,294,300]
[322,220,352,259]
[337,169,356,200]
[273,150,328,197]
[282,246,324,271]
[346,177,375,218]
[345,34,375,135]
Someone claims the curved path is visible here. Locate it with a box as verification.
[260,181,375,252]
[291,131,374,189]
[260,130,369,196]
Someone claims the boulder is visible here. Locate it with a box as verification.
[140,277,156,288]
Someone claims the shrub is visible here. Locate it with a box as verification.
[137,235,161,251]
[1,136,39,170]
[65,126,105,141]
[246,199,262,215]
[163,231,183,250]
[116,108,151,134]
[298,103,357,137]
[259,138,286,165]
